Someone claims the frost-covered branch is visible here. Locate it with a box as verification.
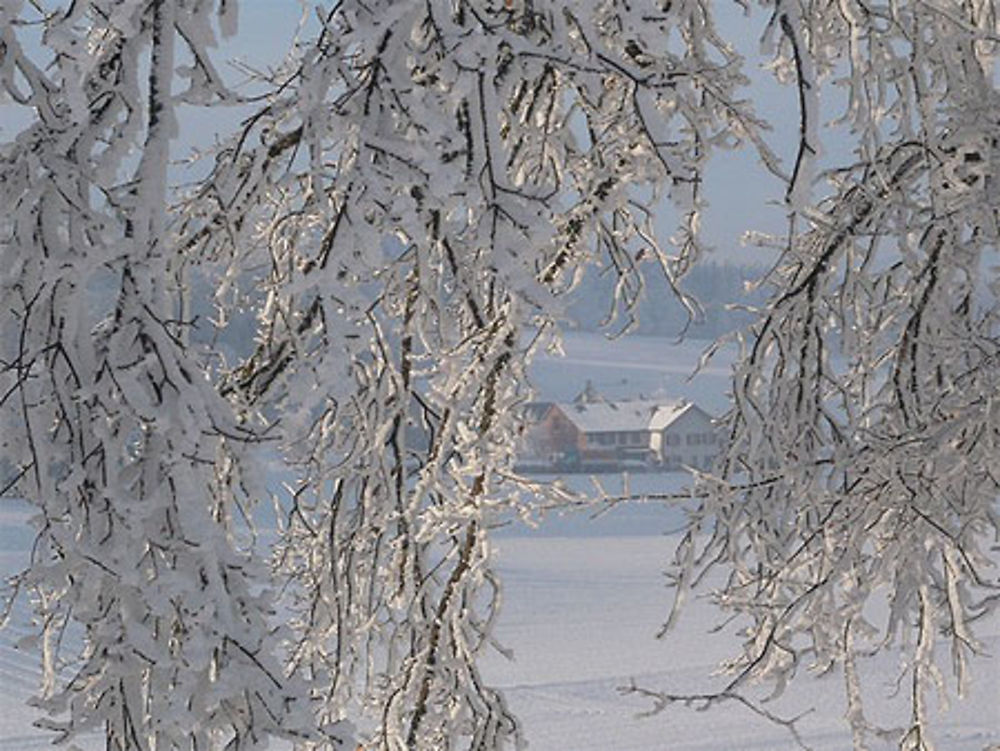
[0,2,329,748]
[667,3,1000,748]
[172,1,773,747]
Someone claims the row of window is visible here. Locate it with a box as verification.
[587,431,720,450]
[663,432,718,446]
[686,432,718,446]
[663,455,717,469]
[589,431,646,446]
[589,431,719,447]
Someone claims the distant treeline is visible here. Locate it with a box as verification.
[566,261,770,340]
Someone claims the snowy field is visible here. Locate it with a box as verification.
[530,330,736,415]
[1,332,997,749]
[486,492,1000,750]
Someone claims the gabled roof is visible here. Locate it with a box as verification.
[521,401,555,423]
[648,401,698,431]
[554,398,694,434]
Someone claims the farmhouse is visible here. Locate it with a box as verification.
[555,399,657,466]
[648,401,720,470]
[521,390,721,471]
[519,402,584,461]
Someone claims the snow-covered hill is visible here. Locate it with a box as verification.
[1,333,997,750]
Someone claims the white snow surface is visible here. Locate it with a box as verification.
[1,333,997,750]
[486,505,1000,750]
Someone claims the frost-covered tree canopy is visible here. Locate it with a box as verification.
[0,0,998,750]
[667,4,1000,750]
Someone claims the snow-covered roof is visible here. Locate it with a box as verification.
[521,402,554,423]
[648,401,696,431]
[555,399,694,434]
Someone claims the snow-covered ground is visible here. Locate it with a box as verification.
[485,499,1000,750]
[1,333,997,749]
[0,513,94,750]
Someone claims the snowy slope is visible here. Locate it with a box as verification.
[529,330,736,415]
[1,333,997,749]
[1,504,996,750]
[483,522,1000,751]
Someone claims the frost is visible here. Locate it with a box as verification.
[217,0,238,39]
[2,1,998,749]
[667,1,1000,747]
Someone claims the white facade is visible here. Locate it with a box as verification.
[656,405,721,470]
[552,397,721,470]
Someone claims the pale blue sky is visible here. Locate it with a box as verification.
[220,2,803,265]
[0,1,851,266]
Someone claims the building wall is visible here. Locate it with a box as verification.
[581,429,652,464]
[529,407,585,459]
[522,402,720,471]
[582,430,648,450]
[659,408,720,470]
